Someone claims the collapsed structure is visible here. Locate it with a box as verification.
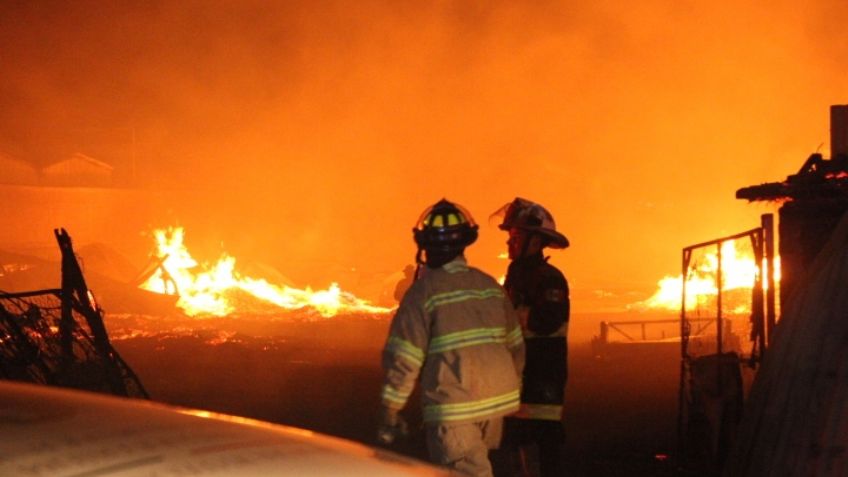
[726,200,848,475]
[0,229,147,398]
[725,105,848,475]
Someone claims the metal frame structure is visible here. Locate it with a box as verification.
[598,317,727,344]
[0,229,148,398]
[676,214,776,465]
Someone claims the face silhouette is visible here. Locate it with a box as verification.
[507,227,544,260]
[507,228,527,260]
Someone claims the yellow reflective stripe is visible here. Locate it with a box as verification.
[387,336,425,367]
[506,326,524,348]
[381,384,412,407]
[429,327,507,354]
[424,288,504,312]
[423,390,520,422]
[442,261,469,274]
[513,403,563,421]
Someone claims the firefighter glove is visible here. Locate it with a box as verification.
[376,406,408,445]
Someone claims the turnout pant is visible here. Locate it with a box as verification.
[426,418,504,477]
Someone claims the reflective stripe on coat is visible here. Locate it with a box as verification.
[381,256,525,424]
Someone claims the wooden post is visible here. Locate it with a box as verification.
[54,228,126,396]
[55,228,110,351]
[750,228,766,361]
[717,243,723,357]
[59,271,75,366]
[678,248,692,459]
[831,104,848,158]
[762,214,776,347]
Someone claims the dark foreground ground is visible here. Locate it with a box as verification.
[110,313,716,477]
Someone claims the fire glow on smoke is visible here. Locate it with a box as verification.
[635,240,780,313]
[140,227,390,318]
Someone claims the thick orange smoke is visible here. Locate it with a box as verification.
[0,2,845,310]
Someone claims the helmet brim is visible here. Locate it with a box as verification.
[540,229,570,249]
[502,225,569,249]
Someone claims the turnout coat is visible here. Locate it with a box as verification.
[381,257,525,424]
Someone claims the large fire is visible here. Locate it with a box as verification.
[140,227,391,318]
[635,240,780,313]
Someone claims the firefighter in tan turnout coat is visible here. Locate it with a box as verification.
[378,199,525,477]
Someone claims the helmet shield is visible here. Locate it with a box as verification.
[490,197,569,249]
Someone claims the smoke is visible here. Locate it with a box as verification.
[0,0,846,305]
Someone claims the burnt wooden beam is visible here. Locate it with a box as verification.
[832,104,848,159]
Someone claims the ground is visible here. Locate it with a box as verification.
[109,313,721,476]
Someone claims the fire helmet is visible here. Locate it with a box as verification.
[491,197,569,248]
[413,199,479,253]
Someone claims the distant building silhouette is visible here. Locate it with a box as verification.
[40,153,114,188]
[0,151,38,185]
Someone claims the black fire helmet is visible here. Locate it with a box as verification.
[413,198,479,254]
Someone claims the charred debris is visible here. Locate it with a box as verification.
[0,229,147,398]
[719,105,848,476]
[737,105,848,308]
[666,105,848,475]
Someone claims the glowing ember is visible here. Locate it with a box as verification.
[635,240,780,312]
[0,263,33,277]
[140,227,391,318]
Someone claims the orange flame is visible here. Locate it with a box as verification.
[140,227,390,318]
[635,240,780,312]
[497,252,508,285]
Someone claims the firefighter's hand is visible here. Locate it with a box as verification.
[516,306,530,331]
[376,407,408,445]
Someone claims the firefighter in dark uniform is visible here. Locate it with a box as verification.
[492,197,570,477]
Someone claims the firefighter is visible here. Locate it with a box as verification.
[392,264,416,303]
[492,197,570,477]
[378,198,525,477]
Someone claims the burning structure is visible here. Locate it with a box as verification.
[643,106,848,473]
[726,193,848,476]
[723,105,848,475]
[736,105,848,309]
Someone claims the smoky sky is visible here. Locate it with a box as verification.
[1,0,847,305]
